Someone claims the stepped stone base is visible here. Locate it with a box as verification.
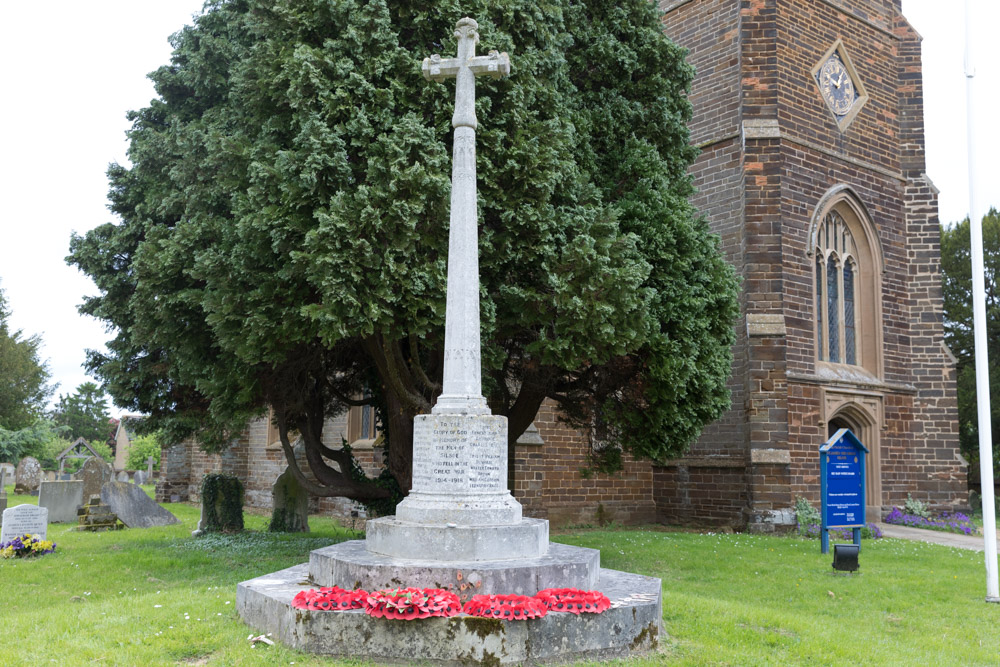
[237,561,663,665]
[310,539,599,601]
[366,517,549,561]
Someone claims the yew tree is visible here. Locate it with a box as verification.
[69,0,738,501]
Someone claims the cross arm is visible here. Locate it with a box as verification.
[422,50,511,82]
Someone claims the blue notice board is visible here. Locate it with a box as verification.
[820,428,867,554]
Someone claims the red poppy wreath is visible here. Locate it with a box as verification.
[462,594,549,620]
[291,586,369,611]
[534,588,611,614]
[365,587,462,620]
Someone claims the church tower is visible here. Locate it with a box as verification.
[655,0,967,529]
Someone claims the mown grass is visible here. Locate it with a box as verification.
[2,486,998,666]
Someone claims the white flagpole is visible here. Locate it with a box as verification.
[964,0,999,603]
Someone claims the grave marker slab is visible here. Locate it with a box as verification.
[81,457,114,502]
[1,504,48,543]
[269,468,309,533]
[14,457,42,495]
[0,462,14,485]
[38,480,85,523]
[116,471,131,483]
[101,481,179,528]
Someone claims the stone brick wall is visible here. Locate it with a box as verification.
[511,400,656,527]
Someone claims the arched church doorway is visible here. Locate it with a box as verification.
[826,408,881,522]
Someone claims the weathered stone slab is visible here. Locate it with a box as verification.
[311,540,597,601]
[1,504,48,543]
[81,457,114,502]
[101,481,180,528]
[366,516,548,561]
[133,470,149,485]
[14,457,41,495]
[0,462,14,485]
[237,563,662,664]
[116,471,131,483]
[38,480,84,523]
[269,468,309,533]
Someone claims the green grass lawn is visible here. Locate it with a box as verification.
[2,486,998,666]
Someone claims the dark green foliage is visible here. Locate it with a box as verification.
[0,283,52,431]
[51,382,111,445]
[0,419,68,464]
[940,211,1000,476]
[68,0,738,497]
[199,474,245,533]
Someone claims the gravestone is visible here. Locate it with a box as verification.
[38,480,85,523]
[14,457,41,495]
[101,481,179,528]
[116,471,131,483]
[146,456,155,479]
[134,470,148,485]
[0,462,15,485]
[44,471,56,482]
[269,468,309,533]
[1,504,48,543]
[0,467,7,516]
[81,457,114,502]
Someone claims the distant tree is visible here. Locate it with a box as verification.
[51,382,112,444]
[0,419,68,465]
[0,283,53,430]
[69,0,739,501]
[127,432,162,471]
[940,210,1000,474]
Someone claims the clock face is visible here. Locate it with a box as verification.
[818,56,855,116]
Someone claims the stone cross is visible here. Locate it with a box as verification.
[146,456,155,478]
[422,18,510,416]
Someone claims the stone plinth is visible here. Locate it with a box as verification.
[238,561,662,665]
[366,516,548,561]
[311,539,597,600]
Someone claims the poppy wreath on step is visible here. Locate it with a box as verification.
[534,588,611,614]
[462,594,549,620]
[365,588,462,620]
[291,586,369,611]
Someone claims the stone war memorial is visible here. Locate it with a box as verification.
[237,19,662,663]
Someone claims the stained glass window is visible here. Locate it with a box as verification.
[827,256,839,363]
[844,259,856,365]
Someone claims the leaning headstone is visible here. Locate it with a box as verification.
[80,457,114,503]
[116,471,131,483]
[38,480,85,523]
[100,481,179,528]
[14,457,42,495]
[268,468,309,533]
[0,504,48,543]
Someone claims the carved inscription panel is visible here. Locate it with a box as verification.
[410,414,506,494]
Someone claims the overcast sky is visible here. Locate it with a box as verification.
[0,1,993,417]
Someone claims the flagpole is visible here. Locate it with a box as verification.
[964,0,1000,603]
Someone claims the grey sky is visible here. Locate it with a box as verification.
[0,1,992,416]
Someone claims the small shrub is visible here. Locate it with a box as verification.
[127,433,162,471]
[904,494,931,519]
[795,497,881,540]
[199,474,244,533]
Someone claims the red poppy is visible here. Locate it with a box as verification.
[364,587,461,620]
[463,594,548,620]
[534,588,611,615]
[291,586,369,611]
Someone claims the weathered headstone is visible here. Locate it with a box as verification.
[269,468,309,533]
[38,480,85,523]
[13,457,42,495]
[44,471,56,482]
[146,456,155,479]
[0,467,7,516]
[0,462,15,485]
[0,504,48,543]
[101,481,179,528]
[80,457,114,502]
[134,470,148,485]
[116,471,131,483]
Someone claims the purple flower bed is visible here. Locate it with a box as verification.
[884,507,977,536]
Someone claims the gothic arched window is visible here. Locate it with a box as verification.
[815,210,860,367]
